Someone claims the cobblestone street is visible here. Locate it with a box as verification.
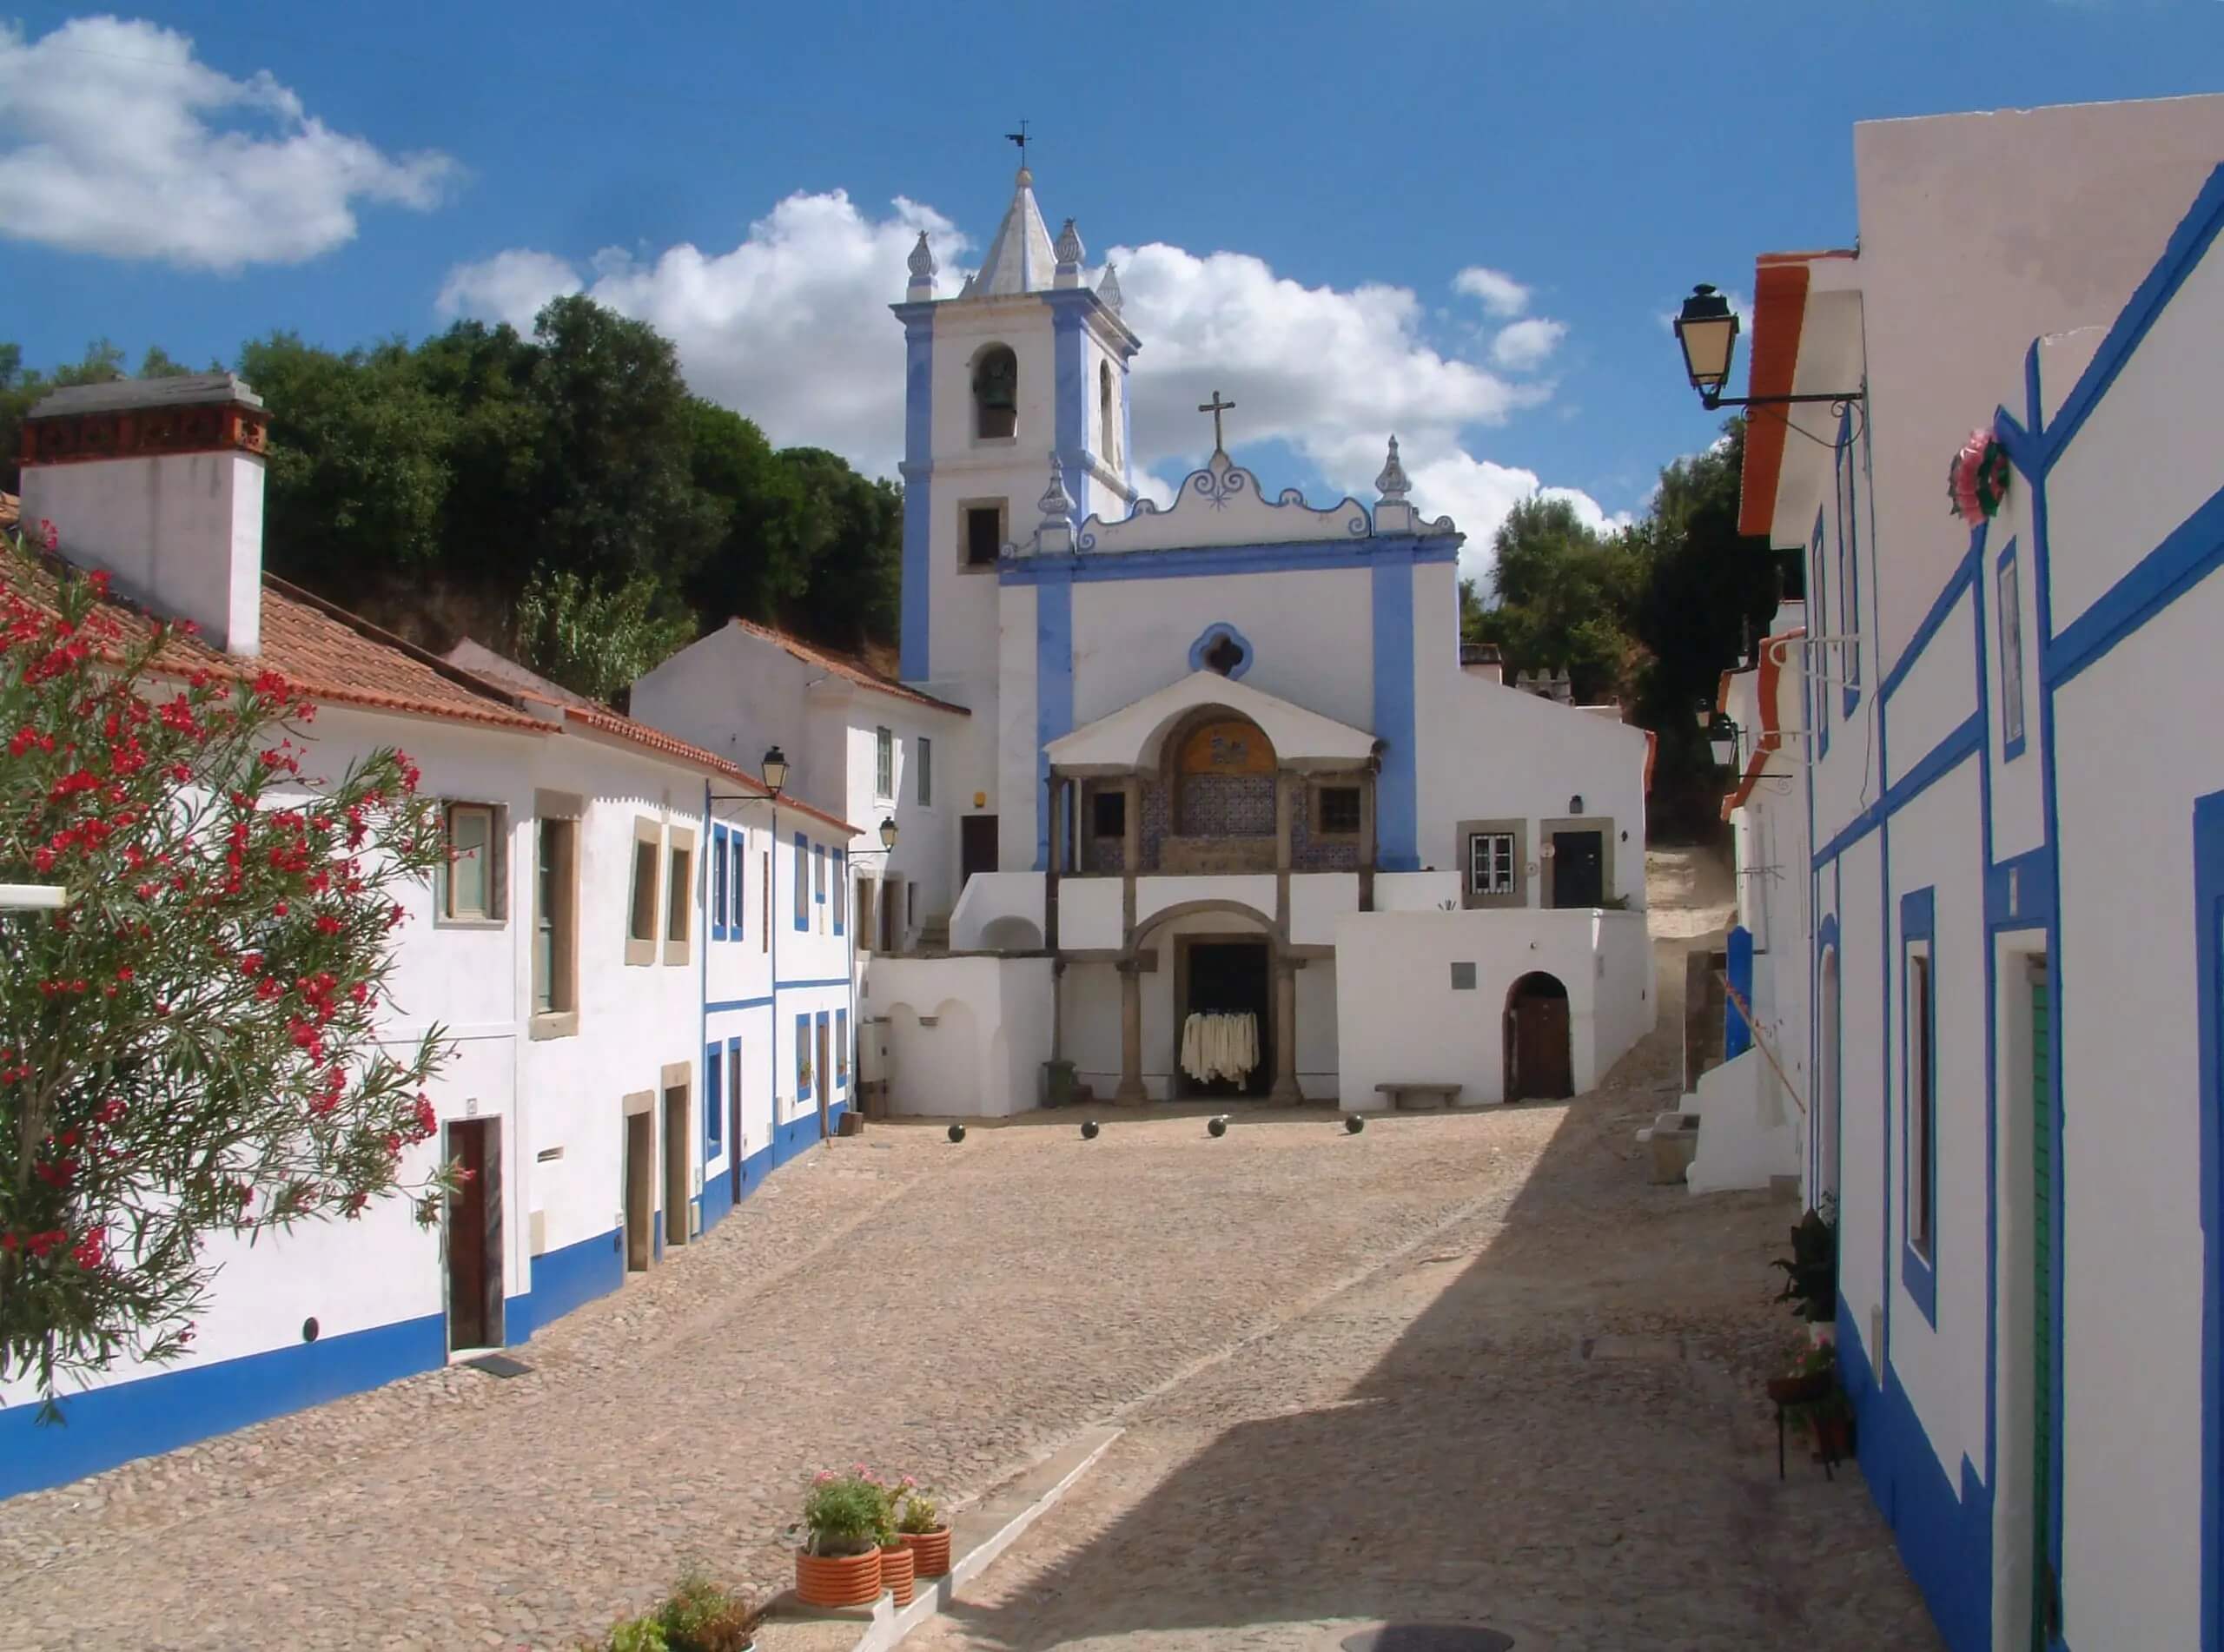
[0,867,1936,1650]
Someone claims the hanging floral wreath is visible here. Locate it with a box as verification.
[1948,427,2010,523]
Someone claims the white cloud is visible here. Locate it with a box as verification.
[1399,446,1630,590]
[434,249,581,325]
[435,190,1620,581]
[1452,266,1532,318]
[0,17,455,271]
[1489,317,1567,372]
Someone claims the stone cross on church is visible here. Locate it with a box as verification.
[1198,390,1236,453]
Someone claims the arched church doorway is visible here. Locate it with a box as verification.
[1176,935,1274,1100]
[1505,972,1572,1101]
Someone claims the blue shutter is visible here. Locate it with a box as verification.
[795,1013,811,1098]
[711,825,728,942]
[793,833,808,930]
[705,1044,722,1152]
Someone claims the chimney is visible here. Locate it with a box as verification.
[1460,642,1504,684]
[18,374,269,656]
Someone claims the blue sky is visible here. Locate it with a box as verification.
[5,1,2222,580]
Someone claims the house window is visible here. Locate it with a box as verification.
[814,843,827,931]
[532,816,578,1026]
[1092,789,1126,839]
[1099,361,1118,466]
[626,821,661,967]
[880,876,903,952]
[963,504,1004,569]
[796,1014,812,1101]
[440,803,502,922]
[761,850,771,950]
[730,829,746,941]
[837,1008,850,1087]
[1314,785,1362,838]
[1468,832,1516,897]
[712,825,729,942]
[974,345,1017,439]
[664,831,694,964]
[833,849,846,935]
[792,834,809,930]
[876,727,894,799]
[1909,948,1936,1259]
[1999,549,2026,756]
[705,1045,723,1153]
[917,737,933,807]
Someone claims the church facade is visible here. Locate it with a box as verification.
[656,165,1658,1115]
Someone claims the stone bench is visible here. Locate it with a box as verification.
[1376,1081,1464,1112]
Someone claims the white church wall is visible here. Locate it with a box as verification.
[996,581,1040,870]
[1290,873,1360,947]
[1059,876,1122,951]
[1060,959,1122,1100]
[866,955,1053,1116]
[1064,566,1376,734]
[1374,870,1460,910]
[948,871,1044,951]
[1135,873,1277,933]
[1295,958,1340,1100]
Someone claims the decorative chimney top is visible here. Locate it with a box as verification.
[905,230,937,300]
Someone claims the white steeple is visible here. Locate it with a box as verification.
[972,167,1058,296]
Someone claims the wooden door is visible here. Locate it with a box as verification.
[1550,831,1605,909]
[663,1087,688,1248]
[1508,994,1573,1100]
[446,1119,502,1351]
[817,1016,832,1139]
[625,1109,652,1272]
[961,815,998,891]
[728,1052,744,1202]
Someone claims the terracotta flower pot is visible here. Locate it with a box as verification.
[795,1545,881,1609]
[879,1542,916,1607]
[901,1525,952,1579]
[1766,1371,1830,1407]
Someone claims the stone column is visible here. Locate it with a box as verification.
[1115,958,1146,1105]
[1357,767,1379,912]
[1268,955,1302,1105]
[1122,774,1142,875]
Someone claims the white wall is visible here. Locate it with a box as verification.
[864,955,1054,1116]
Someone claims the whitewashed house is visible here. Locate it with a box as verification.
[0,374,859,1497]
[1681,598,1812,1196]
[1726,95,2224,1652]
[647,165,1658,1119]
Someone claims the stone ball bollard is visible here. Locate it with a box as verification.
[1345,1114,1365,1134]
[1208,1114,1228,1138]
[947,1123,966,1144]
[1081,1120,1100,1140]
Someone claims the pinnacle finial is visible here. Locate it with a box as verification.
[1096,261,1123,314]
[1037,450,1076,526]
[1375,434,1411,504]
[1055,217,1084,268]
[905,230,937,299]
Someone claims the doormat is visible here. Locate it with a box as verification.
[464,1353,533,1378]
[1342,1629,1513,1652]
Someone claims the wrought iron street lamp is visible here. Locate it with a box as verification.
[1673,284,1864,428]
[760,745,789,796]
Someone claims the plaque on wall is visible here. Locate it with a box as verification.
[1178,719,1274,776]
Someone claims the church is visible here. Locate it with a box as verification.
[635,162,1658,1114]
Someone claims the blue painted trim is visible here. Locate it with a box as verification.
[1370,545,1419,872]
[1983,845,2057,932]
[795,1012,811,1099]
[1900,887,1939,1328]
[1811,509,1830,760]
[1035,573,1073,872]
[731,828,747,943]
[814,843,826,906]
[0,1310,446,1498]
[773,975,855,993]
[836,1007,850,1094]
[706,993,772,1014]
[529,1224,626,1332]
[705,1041,723,1158]
[711,823,729,941]
[1724,924,1754,1061]
[999,535,1459,586]
[1049,298,1089,528]
[1839,406,1864,720]
[832,847,846,935]
[2197,790,2224,1652]
[897,309,935,681]
[792,833,808,930]
[1811,711,1983,870]
[1186,621,1255,679]
[1880,528,1984,704]
[2046,483,2224,693]
[1996,538,2029,763]
[2037,161,2224,471]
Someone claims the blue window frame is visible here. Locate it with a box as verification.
[711,825,729,942]
[817,1011,831,1102]
[832,849,846,935]
[795,1013,811,1100]
[705,1043,723,1153]
[729,829,746,942]
[1901,886,1938,1325]
[1811,509,1830,759]
[792,833,808,930]
[726,1036,742,1153]
[836,1008,849,1090]
[1836,412,1863,717]
[1997,538,2028,762]
[814,843,826,912]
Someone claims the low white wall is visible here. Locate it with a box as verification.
[1684,1048,1801,1194]
[1592,910,1658,1075]
[1135,872,1276,929]
[947,871,1045,951]
[1373,870,1460,911]
[1333,909,1625,1111]
[1289,873,1359,947]
[1059,876,1122,951]
[864,955,1054,1116]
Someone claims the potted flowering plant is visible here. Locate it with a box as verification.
[793,1468,886,1608]
[895,1477,952,1579]
[875,1476,916,1609]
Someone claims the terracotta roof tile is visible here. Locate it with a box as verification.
[729,618,970,716]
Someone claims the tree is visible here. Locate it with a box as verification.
[513,565,697,705]
[0,525,454,1408]
[1,341,129,495]
[1471,497,1649,704]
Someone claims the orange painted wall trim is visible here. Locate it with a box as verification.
[1735,261,1815,540]
[1721,627,1804,820]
